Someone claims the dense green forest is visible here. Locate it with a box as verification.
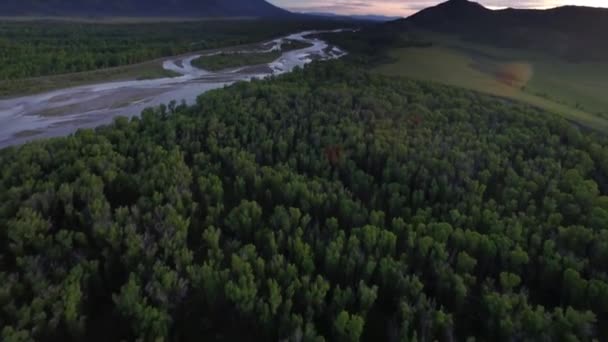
[0,20,339,80]
[1,61,608,341]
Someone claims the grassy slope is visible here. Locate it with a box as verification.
[526,60,608,114]
[374,32,608,132]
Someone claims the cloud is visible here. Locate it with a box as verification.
[268,0,606,16]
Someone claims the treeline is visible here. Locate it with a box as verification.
[319,28,433,66]
[1,62,608,341]
[0,19,342,80]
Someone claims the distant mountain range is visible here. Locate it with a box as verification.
[303,12,402,22]
[0,0,291,17]
[393,0,608,61]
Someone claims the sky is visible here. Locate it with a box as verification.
[268,0,608,16]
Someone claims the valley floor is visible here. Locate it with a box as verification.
[0,30,346,148]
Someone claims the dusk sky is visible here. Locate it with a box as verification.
[268,0,608,16]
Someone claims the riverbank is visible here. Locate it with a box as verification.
[0,30,347,148]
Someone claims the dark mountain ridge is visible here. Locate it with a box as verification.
[395,0,608,61]
[0,0,291,17]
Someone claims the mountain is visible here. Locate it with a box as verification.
[0,0,291,17]
[395,0,608,61]
[407,0,491,28]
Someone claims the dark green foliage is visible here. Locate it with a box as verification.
[192,51,281,71]
[1,61,608,341]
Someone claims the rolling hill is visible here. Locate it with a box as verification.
[394,0,608,61]
[0,0,291,17]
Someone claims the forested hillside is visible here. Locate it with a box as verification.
[1,62,608,340]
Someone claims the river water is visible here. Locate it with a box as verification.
[0,30,346,148]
